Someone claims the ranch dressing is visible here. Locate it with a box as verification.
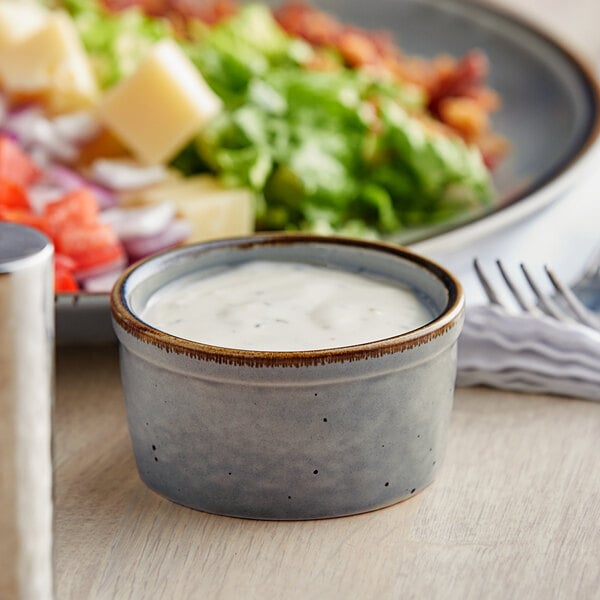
[141,260,434,351]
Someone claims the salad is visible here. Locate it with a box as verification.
[0,0,507,291]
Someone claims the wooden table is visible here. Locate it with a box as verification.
[54,1,600,598]
[54,346,600,599]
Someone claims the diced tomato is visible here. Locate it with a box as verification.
[43,188,98,236]
[0,137,128,292]
[54,267,80,292]
[0,178,30,209]
[0,136,42,187]
[54,253,77,273]
[0,206,51,237]
[54,222,125,274]
[55,253,80,292]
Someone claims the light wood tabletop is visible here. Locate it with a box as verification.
[54,346,600,600]
[53,2,600,599]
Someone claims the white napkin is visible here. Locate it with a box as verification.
[457,304,600,401]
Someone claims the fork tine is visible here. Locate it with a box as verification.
[496,260,539,313]
[519,263,572,323]
[473,259,505,307]
[545,266,600,331]
[474,258,600,330]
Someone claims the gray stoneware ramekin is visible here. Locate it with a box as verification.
[111,233,464,520]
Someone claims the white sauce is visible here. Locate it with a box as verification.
[141,260,434,351]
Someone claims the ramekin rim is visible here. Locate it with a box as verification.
[110,233,465,367]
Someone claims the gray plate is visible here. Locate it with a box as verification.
[56,0,600,345]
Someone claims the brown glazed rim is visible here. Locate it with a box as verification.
[111,233,465,367]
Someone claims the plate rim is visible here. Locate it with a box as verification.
[409,0,600,253]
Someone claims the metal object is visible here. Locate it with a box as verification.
[544,266,600,330]
[474,257,600,331]
[0,223,54,600]
[573,243,600,312]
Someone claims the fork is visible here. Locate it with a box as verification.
[573,244,600,312]
[473,258,600,332]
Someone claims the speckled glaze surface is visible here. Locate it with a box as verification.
[111,234,464,520]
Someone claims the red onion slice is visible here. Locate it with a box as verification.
[52,111,100,145]
[4,106,44,145]
[27,183,64,213]
[123,219,193,262]
[80,269,124,293]
[49,165,118,209]
[100,203,176,240]
[5,106,78,163]
[74,254,127,281]
[90,159,168,190]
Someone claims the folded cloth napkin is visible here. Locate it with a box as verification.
[457,304,600,401]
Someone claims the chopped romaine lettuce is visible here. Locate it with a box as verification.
[191,6,492,235]
[55,0,172,89]
[183,3,312,104]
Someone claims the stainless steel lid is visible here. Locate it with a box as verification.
[0,222,53,273]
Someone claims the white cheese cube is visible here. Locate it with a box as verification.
[0,1,48,48]
[0,11,98,112]
[99,39,223,165]
[178,188,255,243]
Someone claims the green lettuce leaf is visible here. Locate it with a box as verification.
[56,0,172,89]
[188,3,492,235]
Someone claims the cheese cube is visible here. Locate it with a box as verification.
[0,1,48,49]
[126,175,255,243]
[99,39,223,165]
[0,11,98,113]
[177,188,255,243]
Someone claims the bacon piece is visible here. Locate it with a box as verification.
[428,51,489,113]
[274,1,341,46]
[170,0,238,24]
[102,0,238,24]
[437,97,489,142]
